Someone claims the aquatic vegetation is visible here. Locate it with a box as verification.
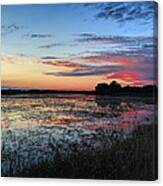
[1,94,157,177]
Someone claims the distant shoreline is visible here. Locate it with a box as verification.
[1,81,158,98]
[1,89,158,98]
[1,89,95,95]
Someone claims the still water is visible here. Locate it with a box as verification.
[1,94,157,176]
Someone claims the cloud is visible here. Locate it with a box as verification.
[75,34,156,46]
[91,49,153,59]
[80,55,134,65]
[44,64,123,77]
[1,55,14,64]
[75,34,157,61]
[39,42,77,49]
[106,71,154,86]
[2,54,39,65]
[84,2,157,24]
[6,24,20,30]
[42,60,84,69]
[106,71,141,83]
[75,33,96,37]
[24,33,52,38]
[39,43,64,48]
[77,47,156,84]
[2,24,24,36]
[16,53,35,58]
[75,34,157,60]
[42,33,156,80]
[76,34,134,44]
[41,56,59,60]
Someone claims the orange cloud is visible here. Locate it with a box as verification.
[1,55,14,64]
[81,56,136,66]
[106,71,142,85]
[42,60,83,68]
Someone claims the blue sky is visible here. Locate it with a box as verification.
[1,2,158,90]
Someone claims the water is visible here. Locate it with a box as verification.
[1,94,157,176]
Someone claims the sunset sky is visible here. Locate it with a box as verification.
[1,2,158,90]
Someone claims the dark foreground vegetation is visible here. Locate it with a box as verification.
[2,81,158,97]
[10,124,157,180]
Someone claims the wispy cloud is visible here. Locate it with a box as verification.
[75,34,157,60]
[75,34,156,46]
[75,33,96,38]
[84,2,157,24]
[42,60,84,69]
[2,24,24,36]
[39,43,64,48]
[43,33,156,81]
[1,55,14,64]
[39,42,77,49]
[2,54,39,65]
[106,71,141,84]
[80,55,135,66]
[106,71,155,86]
[75,34,134,44]
[41,56,59,60]
[24,33,52,38]
[44,65,123,77]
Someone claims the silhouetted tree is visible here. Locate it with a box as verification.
[95,81,121,95]
[95,81,157,97]
[95,83,109,95]
[109,81,121,95]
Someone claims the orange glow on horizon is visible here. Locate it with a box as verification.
[2,54,155,90]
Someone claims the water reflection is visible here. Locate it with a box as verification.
[1,94,156,176]
[95,95,122,107]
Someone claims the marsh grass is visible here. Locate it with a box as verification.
[11,124,158,180]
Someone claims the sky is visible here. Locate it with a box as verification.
[1,2,158,90]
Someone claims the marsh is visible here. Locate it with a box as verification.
[1,94,157,179]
